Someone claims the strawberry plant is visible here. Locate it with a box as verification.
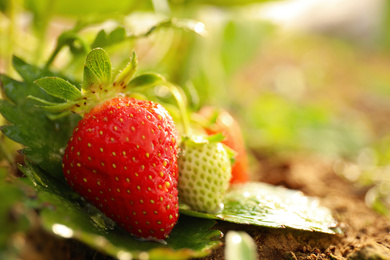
[0,44,339,259]
[0,49,222,258]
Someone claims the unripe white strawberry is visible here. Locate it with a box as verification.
[178,135,233,213]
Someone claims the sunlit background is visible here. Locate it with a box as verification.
[1,0,390,236]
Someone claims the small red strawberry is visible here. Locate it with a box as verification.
[198,107,249,184]
[32,49,181,241]
[63,97,179,240]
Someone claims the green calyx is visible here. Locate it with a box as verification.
[181,133,237,165]
[182,133,225,145]
[30,48,167,116]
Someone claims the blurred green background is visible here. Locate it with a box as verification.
[1,0,390,257]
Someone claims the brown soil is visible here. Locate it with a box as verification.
[205,153,390,259]
[20,153,390,260]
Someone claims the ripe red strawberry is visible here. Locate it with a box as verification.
[62,97,179,241]
[199,107,249,184]
[32,49,182,240]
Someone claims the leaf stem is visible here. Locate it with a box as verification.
[45,33,90,69]
[45,44,62,69]
[163,81,191,136]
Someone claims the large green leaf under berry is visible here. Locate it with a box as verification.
[40,194,221,259]
[180,182,339,234]
[19,161,221,259]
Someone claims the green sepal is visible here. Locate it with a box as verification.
[181,135,208,146]
[82,48,112,90]
[114,51,138,86]
[207,109,221,126]
[181,134,236,165]
[34,77,82,101]
[38,102,78,113]
[27,96,77,113]
[82,66,99,90]
[128,73,165,90]
[206,133,225,143]
[222,143,237,166]
[182,133,225,146]
[27,96,60,106]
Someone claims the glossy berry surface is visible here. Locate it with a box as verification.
[62,97,179,240]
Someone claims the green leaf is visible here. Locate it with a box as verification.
[3,60,60,104]
[114,51,138,87]
[12,56,54,83]
[0,98,80,178]
[19,161,78,200]
[0,75,29,105]
[0,1,8,12]
[225,231,257,260]
[125,17,207,40]
[3,58,78,105]
[40,193,221,259]
[182,134,225,146]
[91,27,127,49]
[170,18,208,37]
[222,144,237,166]
[82,48,112,90]
[50,0,149,16]
[0,100,49,147]
[180,182,339,234]
[27,95,77,115]
[245,94,369,156]
[34,77,82,101]
[221,19,271,75]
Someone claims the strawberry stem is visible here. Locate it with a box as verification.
[45,32,90,69]
[114,51,138,86]
[163,82,191,136]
